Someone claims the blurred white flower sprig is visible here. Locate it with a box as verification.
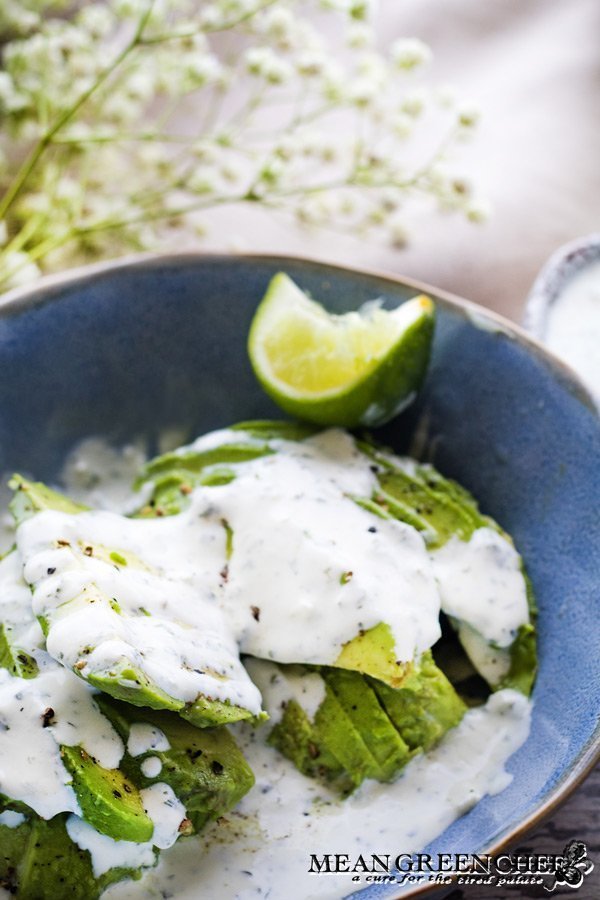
[0,0,487,290]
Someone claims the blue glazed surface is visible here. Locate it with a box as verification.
[0,255,598,899]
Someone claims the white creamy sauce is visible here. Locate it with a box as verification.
[244,658,327,726]
[430,529,528,648]
[212,431,441,664]
[0,666,80,819]
[0,427,535,899]
[66,815,156,877]
[0,654,126,818]
[0,550,44,653]
[456,622,510,686]
[16,504,262,713]
[127,723,170,757]
[544,259,600,394]
[141,756,163,779]
[0,809,26,828]
[104,682,531,900]
[140,783,187,850]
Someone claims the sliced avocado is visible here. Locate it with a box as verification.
[498,568,537,696]
[356,439,538,695]
[5,812,152,900]
[322,668,411,780]
[312,684,382,789]
[95,696,255,833]
[135,443,274,516]
[0,623,39,679]
[371,651,466,751]
[268,666,406,793]
[497,623,537,696]
[334,622,411,688]
[0,815,31,895]
[268,697,349,790]
[230,420,319,441]
[8,473,260,728]
[61,745,154,843]
[89,666,256,728]
[9,475,88,525]
[181,695,256,728]
[134,421,317,517]
[269,652,467,792]
[86,661,185,715]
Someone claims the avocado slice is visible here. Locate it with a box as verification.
[371,651,466,751]
[95,695,255,833]
[134,420,317,517]
[268,652,467,792]
[10,478,262,728]
[9,475,88,526]
[0,623,39,679]
[1,812,152,900]
[313,684,382,788]
[268,697,349,790]
[356,442,489,548]
[322,667,411,780]
[356,439,537,696]
[0,813,31,895]
[61,745,154,844]
[135,442,274,516]
[334,622,411,688]
[267,667,385,793]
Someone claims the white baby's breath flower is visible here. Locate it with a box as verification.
[388,218,409,248]
[391,112,413,140]
[466,198,491,223]
[295,51,327,79]
[2,252,41,289]
[457,102,481,128]
[400,88,427,118]
[77,5,115,39]
[258,7,296,43]
[346,22,374,49]
[435,84,457,109]
[245,47,292,84]
[0,71,27,113]
[391,37,432,70]
[0,0,485,289]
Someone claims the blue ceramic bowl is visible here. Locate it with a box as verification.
[0,254,598,898]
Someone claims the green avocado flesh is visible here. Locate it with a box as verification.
[61,745,153,843]
[268,651,467,793]
[7,477,256,729]
[135,421,537,695]
[96,696,255,833]
[0,813,148,900]
[1,418,538,896]
[0,694,255,895]
[0,624,38,679]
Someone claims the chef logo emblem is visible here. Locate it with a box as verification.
[544,840,594,892]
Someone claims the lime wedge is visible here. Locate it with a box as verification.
[248,273,435,427]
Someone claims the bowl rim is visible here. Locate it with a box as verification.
[0,249,598,898]
[0,249,597,415]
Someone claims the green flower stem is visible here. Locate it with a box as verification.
[0,1,156,223]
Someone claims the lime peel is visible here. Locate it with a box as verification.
[248,273,435,427]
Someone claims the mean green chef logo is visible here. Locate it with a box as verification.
[544,841,594,892]
[308,840,595,892]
